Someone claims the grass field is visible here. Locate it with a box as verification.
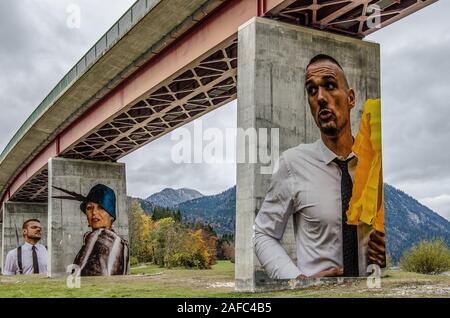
[0,261,448,298]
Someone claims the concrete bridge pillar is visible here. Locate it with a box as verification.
[1,202,48,272]
[47,157,128,277]
[235,17,380,291]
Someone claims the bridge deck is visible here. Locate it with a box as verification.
[0,0,438,205]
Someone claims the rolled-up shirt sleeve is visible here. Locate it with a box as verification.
[254,154,301,279]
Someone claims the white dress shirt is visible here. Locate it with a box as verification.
[3,242,48,275]
[254,138,372,279]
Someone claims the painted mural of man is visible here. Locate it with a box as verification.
[254,54,386,279]
[3,219,48,275]
[53,184,129,276]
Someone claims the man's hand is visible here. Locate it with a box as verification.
[296,267,343,280]
[368,230,386,268]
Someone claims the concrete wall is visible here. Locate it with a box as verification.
[235,17,380,291]
[1,202,48,271]
[48,157,128,277]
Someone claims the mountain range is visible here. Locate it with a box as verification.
[384,184,450,262]
[146,187,203,208]
[135,184,450,264]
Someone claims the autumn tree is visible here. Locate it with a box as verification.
[217,233,235,262]
[130,201,219,269]
[129,200,153,263]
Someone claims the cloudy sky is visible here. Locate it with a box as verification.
[0,1,449,220]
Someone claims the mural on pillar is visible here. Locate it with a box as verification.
[254,54,385,280]
[52,184,129,276]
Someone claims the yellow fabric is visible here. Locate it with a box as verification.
[346,99,385,233]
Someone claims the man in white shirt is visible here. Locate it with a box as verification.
[3,219,48,275]
[254,54,386,279]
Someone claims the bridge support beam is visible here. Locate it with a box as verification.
[47,157,128,277]
[235,17,380,292]
[1,202,48,272]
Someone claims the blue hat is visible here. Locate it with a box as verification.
[80,184,116,220]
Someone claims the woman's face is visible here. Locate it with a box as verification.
[85,202,113,230]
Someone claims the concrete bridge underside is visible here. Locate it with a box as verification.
[14,36,238,203]
[0,0,437,206]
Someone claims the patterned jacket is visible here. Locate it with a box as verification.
[74,228,129,276]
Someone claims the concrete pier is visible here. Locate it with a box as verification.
[47,157,128,277]
[235,17,380,292]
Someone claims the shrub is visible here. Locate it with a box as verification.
[399,239,450,274]
[222,241,235,263]
[172,229,210,269]
[130,256,139,267]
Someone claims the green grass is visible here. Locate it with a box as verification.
[130,263,166,275]
[0,261,448,298]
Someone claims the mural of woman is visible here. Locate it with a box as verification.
[52,184,129,276]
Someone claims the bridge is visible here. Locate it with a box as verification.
[0,0,437,287]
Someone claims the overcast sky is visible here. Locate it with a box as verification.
[0,1,449,220]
